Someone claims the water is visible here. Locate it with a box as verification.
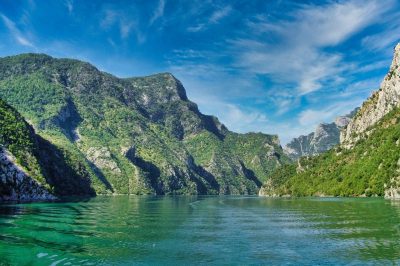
[0,196,399,265]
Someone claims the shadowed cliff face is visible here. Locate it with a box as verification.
[0,54,289,199]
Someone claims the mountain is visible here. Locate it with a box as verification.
[260,43,400,199]
[0,54,289,200]
[284,109,358,160]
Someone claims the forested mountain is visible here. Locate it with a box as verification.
[0,54,289,200]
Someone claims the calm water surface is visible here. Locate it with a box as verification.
[0,196,399,265]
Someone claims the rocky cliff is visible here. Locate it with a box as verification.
[341,43,400,147]
[0,147,55,201]
[284,109,357,160]
[0,54,289,200]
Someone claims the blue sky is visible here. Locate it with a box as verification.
[0,0,399,143]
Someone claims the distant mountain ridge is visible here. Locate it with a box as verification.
[284,108,358,160]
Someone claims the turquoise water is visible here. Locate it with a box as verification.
[0,196,399,265]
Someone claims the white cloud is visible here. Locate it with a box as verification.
[0,13,34,47]
[149,0,165,26]
[209,6,232,24]
[120,21,134,39]
[187,24,206,32]
[355,60,392,73]
[187,5,232,32]
[298,99,363,127]
[171,49,206,59]
[100,9,118,29]
[65,0,73,14]
[193,95,269,133]
[100,9,144,42]
[362,26,400,52]
[233,0,391,95]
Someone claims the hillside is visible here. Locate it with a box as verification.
[261,43,400,199]
[0,54,289,199]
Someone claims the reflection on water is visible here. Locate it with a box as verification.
[0,196,399,265]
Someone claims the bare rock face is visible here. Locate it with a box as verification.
[0,148,56,201]
[384,175,400,200]
[335,116,351,128]
[341,44,400,147]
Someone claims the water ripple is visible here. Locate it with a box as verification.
[0,196,399,265]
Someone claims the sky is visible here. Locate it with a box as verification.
[0,0,399,144]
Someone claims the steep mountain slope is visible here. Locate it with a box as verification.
[0,53,288,199]
[261,43,400,199]
[284,109,357,160]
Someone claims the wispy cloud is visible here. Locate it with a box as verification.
[120,21,135,39]
[187,5,232,32]
[193,95,269,133]
[361,11,400,52]
[65,0,73,14]
[149,0,165,26]
[0,13,34,47]
[100,8,145,42]
[298,99,363,127]
[209,5,232,24]
[233,0,390,95]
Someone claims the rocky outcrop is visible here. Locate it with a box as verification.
[341,44,400,147]
[86,147,121,174]
[285,109,357,160]
[0,148,55,201]
[384,176,400,200]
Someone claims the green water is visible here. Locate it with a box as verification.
[0,197,399,265]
